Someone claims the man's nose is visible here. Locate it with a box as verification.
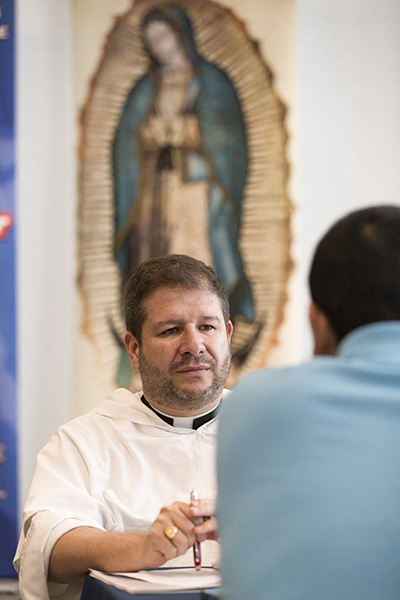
[179,327,204,355]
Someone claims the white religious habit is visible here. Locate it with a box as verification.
[14,388,225,600]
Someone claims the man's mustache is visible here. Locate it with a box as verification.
[170,356,216,373]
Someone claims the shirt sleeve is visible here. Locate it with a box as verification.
[13,422,112,599]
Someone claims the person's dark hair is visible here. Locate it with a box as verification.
[123,254,230,343]
[309,204,400,342]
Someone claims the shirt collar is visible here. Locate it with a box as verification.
[141,395,221,429]
[338,321,400,361]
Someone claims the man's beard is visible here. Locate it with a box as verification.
[139,351,231,412]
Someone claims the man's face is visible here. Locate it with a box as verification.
[124,286,233,415]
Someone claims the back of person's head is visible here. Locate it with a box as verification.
[309,204,400,342]
[123,254,230,343]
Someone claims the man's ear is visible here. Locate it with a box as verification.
[309,302,338,356]
[227,320,233,342]
[124,332,140,371]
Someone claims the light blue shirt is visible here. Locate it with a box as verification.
[217,322,400,600]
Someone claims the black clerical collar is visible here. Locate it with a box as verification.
[141,395,220,429]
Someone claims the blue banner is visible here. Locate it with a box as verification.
[0,0,18,577]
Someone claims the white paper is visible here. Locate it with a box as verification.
[89,567,220,594]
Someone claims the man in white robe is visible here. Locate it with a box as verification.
[14,254,233,600]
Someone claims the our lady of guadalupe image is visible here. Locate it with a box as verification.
[78,0,292,390]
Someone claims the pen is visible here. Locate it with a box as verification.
[190,489,201,571]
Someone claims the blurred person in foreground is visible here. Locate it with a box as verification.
[14,254,232,600]
[217,205,400,600]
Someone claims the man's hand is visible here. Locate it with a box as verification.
[48,498,218,583]
[139,500,199,567]
[189,497,219,542]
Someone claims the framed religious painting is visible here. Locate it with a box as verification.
[78,0,292,390]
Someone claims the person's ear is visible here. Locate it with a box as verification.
[308,302,338,356]
[124,332,140,371]
[227,320,233,342]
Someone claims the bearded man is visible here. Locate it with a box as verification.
[15,254,232,600]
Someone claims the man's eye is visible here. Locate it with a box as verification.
[200,324,215,331]
[160,327,179,336]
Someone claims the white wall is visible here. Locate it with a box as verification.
[16,0,76,504]
[297,0,400,354]
[15,0,400,506]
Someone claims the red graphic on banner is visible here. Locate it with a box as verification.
[0,212,13,239]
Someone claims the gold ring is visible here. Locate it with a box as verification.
[165,525,178,540]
